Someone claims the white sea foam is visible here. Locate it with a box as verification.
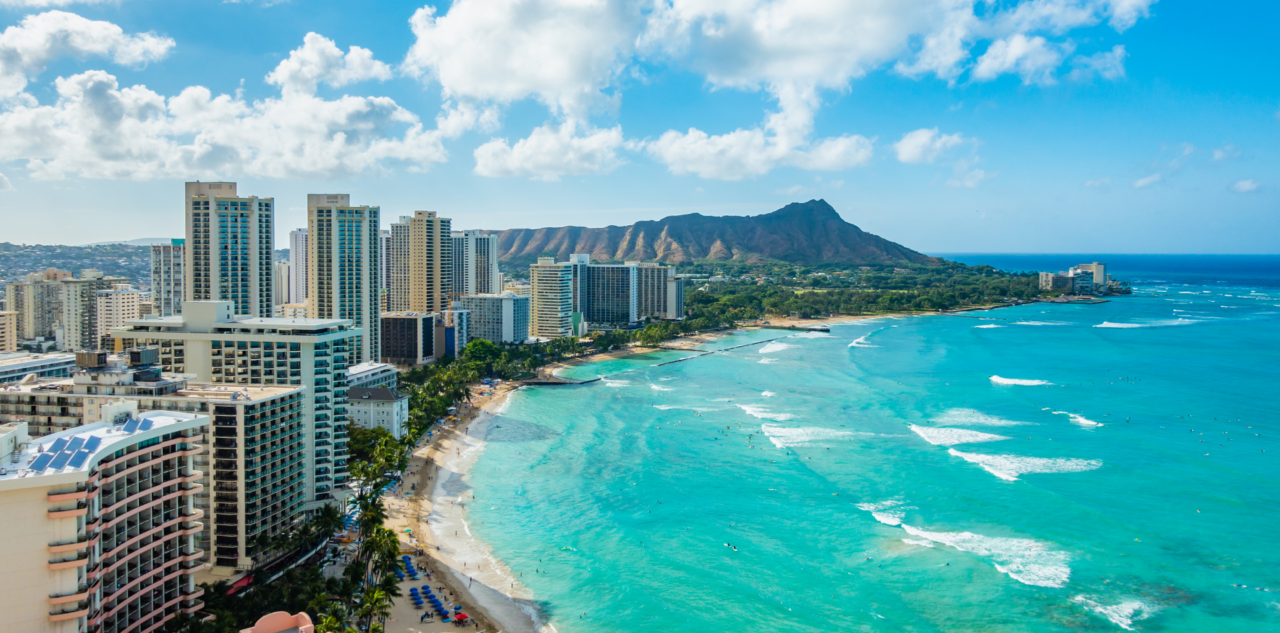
[902,538,935,547]
[1095,318,1199,328]
[901,525,1072,588]
[1013,321,1068,326]
[758,358,778,364]
[649,384,673,391]
[762,423,854,448]
[738,404,796,422]
[1071,596,1158,630]
[761,391,776,398]
[975,324,1005,329]
[948,449,1102,481]
[792,331,831,339]
[910,425,1010,446]
[849,334,879,348]
[652,405,719,412]
[1053,411,1103,427]
[602,379,631,388]
[759,341,797,354]
[933,408,1030,426]
[990,376,1052,386]
[855,499,913,526]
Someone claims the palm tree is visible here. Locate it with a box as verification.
[357,588,393,628]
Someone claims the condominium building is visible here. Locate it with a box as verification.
[274,261,291,306]
[1038,262,1119,295]
[0,350,307,575]
[0,351,76,384]
[408,211,452,314]
[0,412,207,633]
[529,258,581,339]
[63,272,130,352]
[380,312,436,366]
[347,361,398,390]
[386,217,411,312]
[111,301,358,506]
[632,262,685,320]
[6,269,71,341]
[347,387,409,439]
[450,230,501,299]
[289,228,308,306]
[95,284,142,349]
[184,181,275,318]
[276,303,308,319]
[150,239,185,317]
[442,303,470,357]
[307,194,381,364]
[459,292,529,344]
[0,310,15,352]
[503,280,531,297]
[379,229,391,297]
[579,260,637,327]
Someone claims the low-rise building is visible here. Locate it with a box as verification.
[347,361,398,390]
[380,312,436,366]
[0,412,207,633]
[0,351,77,384]
[347,387,409,439]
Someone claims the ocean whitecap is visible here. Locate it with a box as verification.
[603,379,631,388]
[650,384,673,392]
[856,498,914,526]
[933,408,1030,427]
[761,423,853,448]
[910,425,1009,446]
[792,331,832,339]
[758,358,779,364]
[902,538,935,547]
[759,341,797,354]
[738,404,796,422]
[1095,318,1199,328]
[990,376,1052,386]
[948,449,1102,481]
[1013,321,1068,326]
[1071,596,1158,631]
[761,391,776,398]
[1052,411,1102,427]
[901,525,1072,588]
[975,324,1004,329]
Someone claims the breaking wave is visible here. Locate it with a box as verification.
[910,425,1009,446]
[649,384,673,392]
[758,341,797,354]
[900,525,1072,588]
[933,408,1030,427]
[737,404,796,422]
[761,423,854,448]
[652,405,719,412]
[948,449,1102,481]
[761,391,776,398]
[1095,318,1199,328]
[792,331,831,339]
[975,324,1004,329]
[758,358,778,364]
[855,498,913,526]
[990,376,1052,386]
[603,379,631,388]
[1053,411,1103,427]
[1071,596,1158,630]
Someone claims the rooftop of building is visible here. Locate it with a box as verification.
[0,351,76,367]
[0,410,204,486]
[348,387,406,402]
[381,311,437,318]
[347,361,395,376]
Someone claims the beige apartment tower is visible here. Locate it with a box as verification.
[307,194,381,363]
[184,181,275,318]
[386,217,411,312]
[408,211,452,314]
[0,311,16,352]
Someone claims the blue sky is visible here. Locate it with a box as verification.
[0,0,1276,254]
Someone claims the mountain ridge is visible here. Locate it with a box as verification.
[490,200,937,266]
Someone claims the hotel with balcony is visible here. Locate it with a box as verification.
[0,411,208,633]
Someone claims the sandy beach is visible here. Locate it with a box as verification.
[383,381,549,633]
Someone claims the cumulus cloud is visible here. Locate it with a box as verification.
[972,34,1069,85]
[1133,173,1161,188]
[947,158,993,188]
[1068,45,1127,81]
[1107,0,1158,31]
[0,10,173,100]
[1232,179,1258,193]
[1212,144,1239,161]
[0,33,463,180]
[894,128,966,164]
[0,0,117,6]
[473,121,625,180]
[265,32,391,96]
[0,172,12,191]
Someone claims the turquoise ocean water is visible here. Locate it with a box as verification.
[467,258,1280,632]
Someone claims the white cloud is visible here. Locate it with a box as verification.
[0,172,12,191]
[894,128,966,164]
[972,34,1069,85]
[402,0,638,119]
[473,121,625,181]
[0,0,116,6]
[1212,144,1239,161]
[0,10,173,100]
[1085,177,1110,187]
[1133,173,1161,188]
[1232,179,1258,193]
[947,158,993,188]
[1068,45,1127,81]
[265,32,391,96]
[0,30,467,181]
[1107,0,1158,31]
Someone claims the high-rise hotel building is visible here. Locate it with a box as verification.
[386,217,411,312]
[408,211,452,314]
[307,194,381,364]
[0,412,208,633]
[184,182,274,318]
[450,230,500,299]
[150,239,185,317]
[529,258,581,339]
[288,229,308,307]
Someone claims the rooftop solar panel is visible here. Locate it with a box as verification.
[49,451,72,471]
[123,420,140,434]
[67,449,91,469]
[29,452,54,471]
[83,436,102,452]
[48,438,69,454]
[138,419,154,432]
[65,437,85,453]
